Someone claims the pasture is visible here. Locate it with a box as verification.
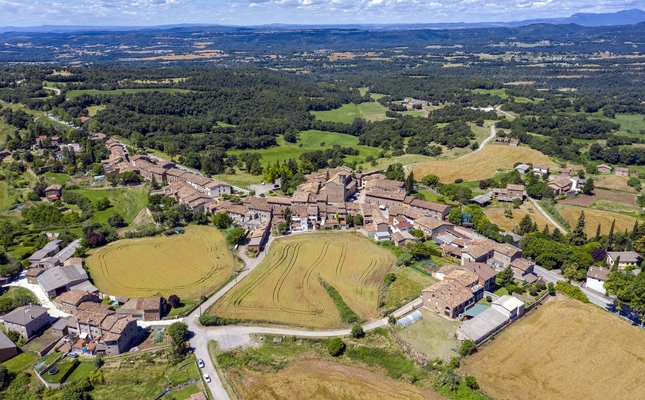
[556,205,639,236]
[413,145,553,183]
[485,202,556,233]
[312,101,424,123]
[593,174,635,192]
[85,226,234,300]
[397,308,461,360]
[465,297,645,400]
[70,186,148,226]
[66,88,191,99]
[210,233,395,328]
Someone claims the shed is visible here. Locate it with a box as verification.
[463,304,490,318]
[396,310,423,328]
[0,330,18,362]
[457,307,509,344]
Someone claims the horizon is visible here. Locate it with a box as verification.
[0,2,643,28]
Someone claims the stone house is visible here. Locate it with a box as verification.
[2,306,49,339]
[422,280,474,319]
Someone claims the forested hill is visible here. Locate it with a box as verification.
[1,22,645,64]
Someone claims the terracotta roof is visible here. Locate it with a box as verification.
[506,184,525,191]
[462,262,498,281]
[137,296,161,311]
[291,191,311,203]
[414,217,451,231]
[445,269,479,288]
[510,258,534,272]
[76,310,109,326]
[55,290,90,306]
[365,190,407,202]
[406,198,450,213]
[548,177,572,189]
[494,243,522,258]
[463,241,497,259]
[423,280,473,308]
[365,179,405,192]
[77,302,113,313]
[25,268,45,277]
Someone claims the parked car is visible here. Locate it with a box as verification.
[67,352,78,358]
[198,358,205,368]
[203,373,211,383]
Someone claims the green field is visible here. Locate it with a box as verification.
[71,186,148,225]
[229,130,379,168]
[210,232,395,328]
[312,101,426,123]
[397,308,461,359]
[87,105,106,116]
[472,88,508,98]
[384,267,436,310]
[311,103,362,124]
[2,352,38,372]
[66,88,192,99]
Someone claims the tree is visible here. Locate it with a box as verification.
[582,177,595,195]
[60,385,91,400]
[396,253,413,267]
[353,213,363,226]
[96,197,111,211]
[166,321,189,363]
[107,214,126,228]
[0,365,8,390]
[282,207,292,226]
[459,339,477,357]
[226,227,246,246]
[465,375,479,390]
[448,208,463,225]
[608,219,616,248]
[422,174,440,186]
[212,212,232,229]
[563,263,583,282]
[569,211,588,246]
[629,273,645,327]
[495,266,514,288]
[438,368,461,391]
[168,295,181,308]
[277,222,288,235]
[547,282,555,295]
[351,324,365,339]
[595,223,601,242]
[516,214,534,235]
[328,338,346,357]
[405,171,415,194]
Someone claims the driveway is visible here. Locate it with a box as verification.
[6,276,70,318]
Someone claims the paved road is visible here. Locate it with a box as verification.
[528,197,567,234]
[534,265,613,309]
[6,276,69,318]
[495,105,516,120]
[43,86,62,96]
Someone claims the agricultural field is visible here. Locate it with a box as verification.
[85,225,234,300]
[397,308,461,360]
[485,202,557,233]
[413,145,553,183]
[210,232,395,328]
[556,205,639,236]
[465,297,645,400]
[228,130,379,168]
[311,101,425,123]
[87,105,106,116]
[383,267,436,310]
[69,186,148,226]
[66,88,191,99]
[593,174,636,193]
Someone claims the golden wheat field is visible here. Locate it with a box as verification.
[556,205,639,237]
[484,203,556,233]
[85,225,233,300]
[227,357,439,400]
[465,297,645,400]
[412,145,554,182]
[210,232,395,328]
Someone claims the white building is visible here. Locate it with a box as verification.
[491,295,524,321]
[586,266,609,295]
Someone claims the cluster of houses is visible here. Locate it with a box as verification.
[585,251,642,295]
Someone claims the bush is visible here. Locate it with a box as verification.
[58,359,80,383]
[328,338,346,357]
[459,339,477,357]
[437,368,461,391]
[198,314,239,326]
[555,281,589,303]
[464,375,479,390]
[448,356,460,369]
[320,280,361,324]
[351,324,365,339]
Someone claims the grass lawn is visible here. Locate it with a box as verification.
[71,185,148,225]
[384,267,437,310]
[0,286,38,307]
[167,299,197,318]
[43,172,70,186]
[166,356,200,386]
[66,361,96,382]
[168,383,202,399]
[43,351,62,365]
[356,101,390,121]
[2,352,38,372]
[43,360,75,383]
[66,88,192,99]
[397,308,462,359]
[311,103,362,124]
[21,329,62,354]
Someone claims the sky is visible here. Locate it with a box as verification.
[0,0,643,27]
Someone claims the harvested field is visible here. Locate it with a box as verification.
[226,357,437,400]
[413,146,553,183]
[594,189,636,206]
[484,202,556,232]
[85,226,233,300]
[210,233,395,328]
[558,194,595,206]
[557,206,639,236]
[594,175,635,192]
[465,297,645,400]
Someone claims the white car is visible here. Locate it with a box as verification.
[203,373,211,383]
[198,358,205,368]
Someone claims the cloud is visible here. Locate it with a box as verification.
[0,0,640,26]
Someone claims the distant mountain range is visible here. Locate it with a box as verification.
[1,9,645,34]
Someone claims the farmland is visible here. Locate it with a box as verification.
[311,101,425,123]
[397,308,461,360]
[593,175,636,192]
[465,297,645,400]
[485,202,557,233]
[70,186,149,226]
[413,145,554,183]
[85,225,234,300]
[556,205,639,236]
[209,232,395,328]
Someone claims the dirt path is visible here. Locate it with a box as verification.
[528,198,567,234]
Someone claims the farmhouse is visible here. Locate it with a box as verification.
[615,167,629,177]
[606,251,642,269]
[44,184,62,201]
[247,224,270,252]
[390,230,417,247]
[422,280,475,319]
[403,197,451,220]
[586,266,609,295]
[597,164,612,174]
[533,164,550,175]
[414,217,454,239]
[74,311,138,355]
[116,296,163,321]
[29,240,62,264]
[53,290,99,315]
[492,184,525,202]
[38,264,89,297]
[2,306,50,339]
[364,190,407,208]
[548,177,573,196]
[509,258,538,283]
[0,331,18,362]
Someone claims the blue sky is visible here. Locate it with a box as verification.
[0,0,642,26]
